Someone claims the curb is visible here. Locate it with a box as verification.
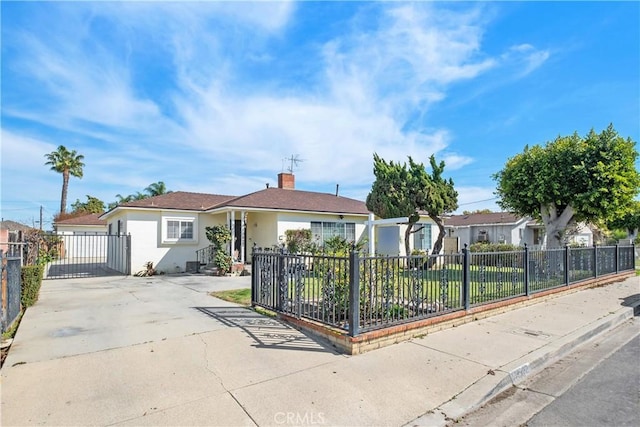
[405,299,640,427]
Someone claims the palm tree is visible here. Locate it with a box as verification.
[144,181,170,197]
[44,145,85,214]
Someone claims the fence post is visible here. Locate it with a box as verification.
[1,250,6,332]
[564,245,570,285]
[462,245,470,310]
[348,247,360,337]
[276,247,286,311]
[125,234,132,275]
[524,244,530,296]
[251,245,257,306]
[615,244,619,274]
[593,244,598,278]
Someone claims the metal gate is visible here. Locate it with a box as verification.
[1,251,22,332]
[43,234,131,279]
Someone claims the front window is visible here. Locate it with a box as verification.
[163,217,196,242]
[413,223,432,251]
[311,221,356,245]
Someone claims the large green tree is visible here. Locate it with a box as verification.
[494,125,640,248]
[366,153,458,257]
[44,145,85,214]
[71,195,105,214]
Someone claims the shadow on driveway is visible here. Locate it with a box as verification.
[194,307,338,354]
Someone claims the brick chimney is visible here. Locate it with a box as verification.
[277,172,295,190]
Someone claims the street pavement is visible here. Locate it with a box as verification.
[527,333,639,427]
[1,273,638,426]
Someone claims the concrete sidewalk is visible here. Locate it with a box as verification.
[1,274,638,426]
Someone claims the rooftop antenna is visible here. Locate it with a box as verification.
[284,154,304,173]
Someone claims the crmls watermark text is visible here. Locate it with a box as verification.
[274,411,326,425]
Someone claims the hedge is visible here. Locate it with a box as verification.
[21,265,44,308]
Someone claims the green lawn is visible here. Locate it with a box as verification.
[277,263,530,309]
[210,288,251,306]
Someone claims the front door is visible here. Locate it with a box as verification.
[233,220,246,262]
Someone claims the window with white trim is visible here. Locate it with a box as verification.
[412,223,432,251]
[163,217,196,242]
[311,221,356,245]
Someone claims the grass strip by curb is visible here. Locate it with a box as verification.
[209,288,251,306]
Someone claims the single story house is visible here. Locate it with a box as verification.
[0,220,33,256]
[445,212,593,249]
[100,172,441,274]
[54,213,108,235]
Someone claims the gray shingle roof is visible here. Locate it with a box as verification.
[223,188,370,215]
[115,192,236,211]
[446,212,523,227]
[54,213,106,226]
[102,188,370,216]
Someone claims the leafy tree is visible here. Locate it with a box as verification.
[494,125,640,248]
[606,200,640,236]
[71,195,105,214]
[107,182,172,209]
[145,181,170,197]
[44,145,85,214]
[366,153,458,257]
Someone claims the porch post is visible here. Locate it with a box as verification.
[240,211,246,264]
[226,211,231,258]
[368,212,375,255]
[230,210,236,261]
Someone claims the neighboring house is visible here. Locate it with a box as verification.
[53,213,110,264]
[54,213,108,235]
[0,220,33,255]
[445,212,533,249]
[446,212,593,249]
[373,218,438,256]
[100,173,383,274]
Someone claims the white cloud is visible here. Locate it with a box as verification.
[503,43,550,77]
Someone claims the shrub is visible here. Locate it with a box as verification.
[469,242,523,267]
[285,229,313,253]
[205,225,232,275]
[469,242,521,253]
[21,265,44,308]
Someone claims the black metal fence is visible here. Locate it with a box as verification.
[1,250,22,333]
[43,234,131,279]
[252,244,636,337]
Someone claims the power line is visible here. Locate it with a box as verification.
[458,197,499,206]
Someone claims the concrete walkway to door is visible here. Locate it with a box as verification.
[1,273,638,426]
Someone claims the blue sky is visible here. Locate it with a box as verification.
[2,1,639,228]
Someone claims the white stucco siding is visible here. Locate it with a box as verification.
[455,227,472,249]
[123,210,207,274]
[247,212,278,249]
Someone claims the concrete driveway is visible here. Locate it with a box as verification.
[1,274,341,426]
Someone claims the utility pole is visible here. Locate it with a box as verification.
[40,205,43,230]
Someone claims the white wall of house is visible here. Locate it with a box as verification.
[246,212,278,249]
[375,220,437,256]
[108,209,227,275]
